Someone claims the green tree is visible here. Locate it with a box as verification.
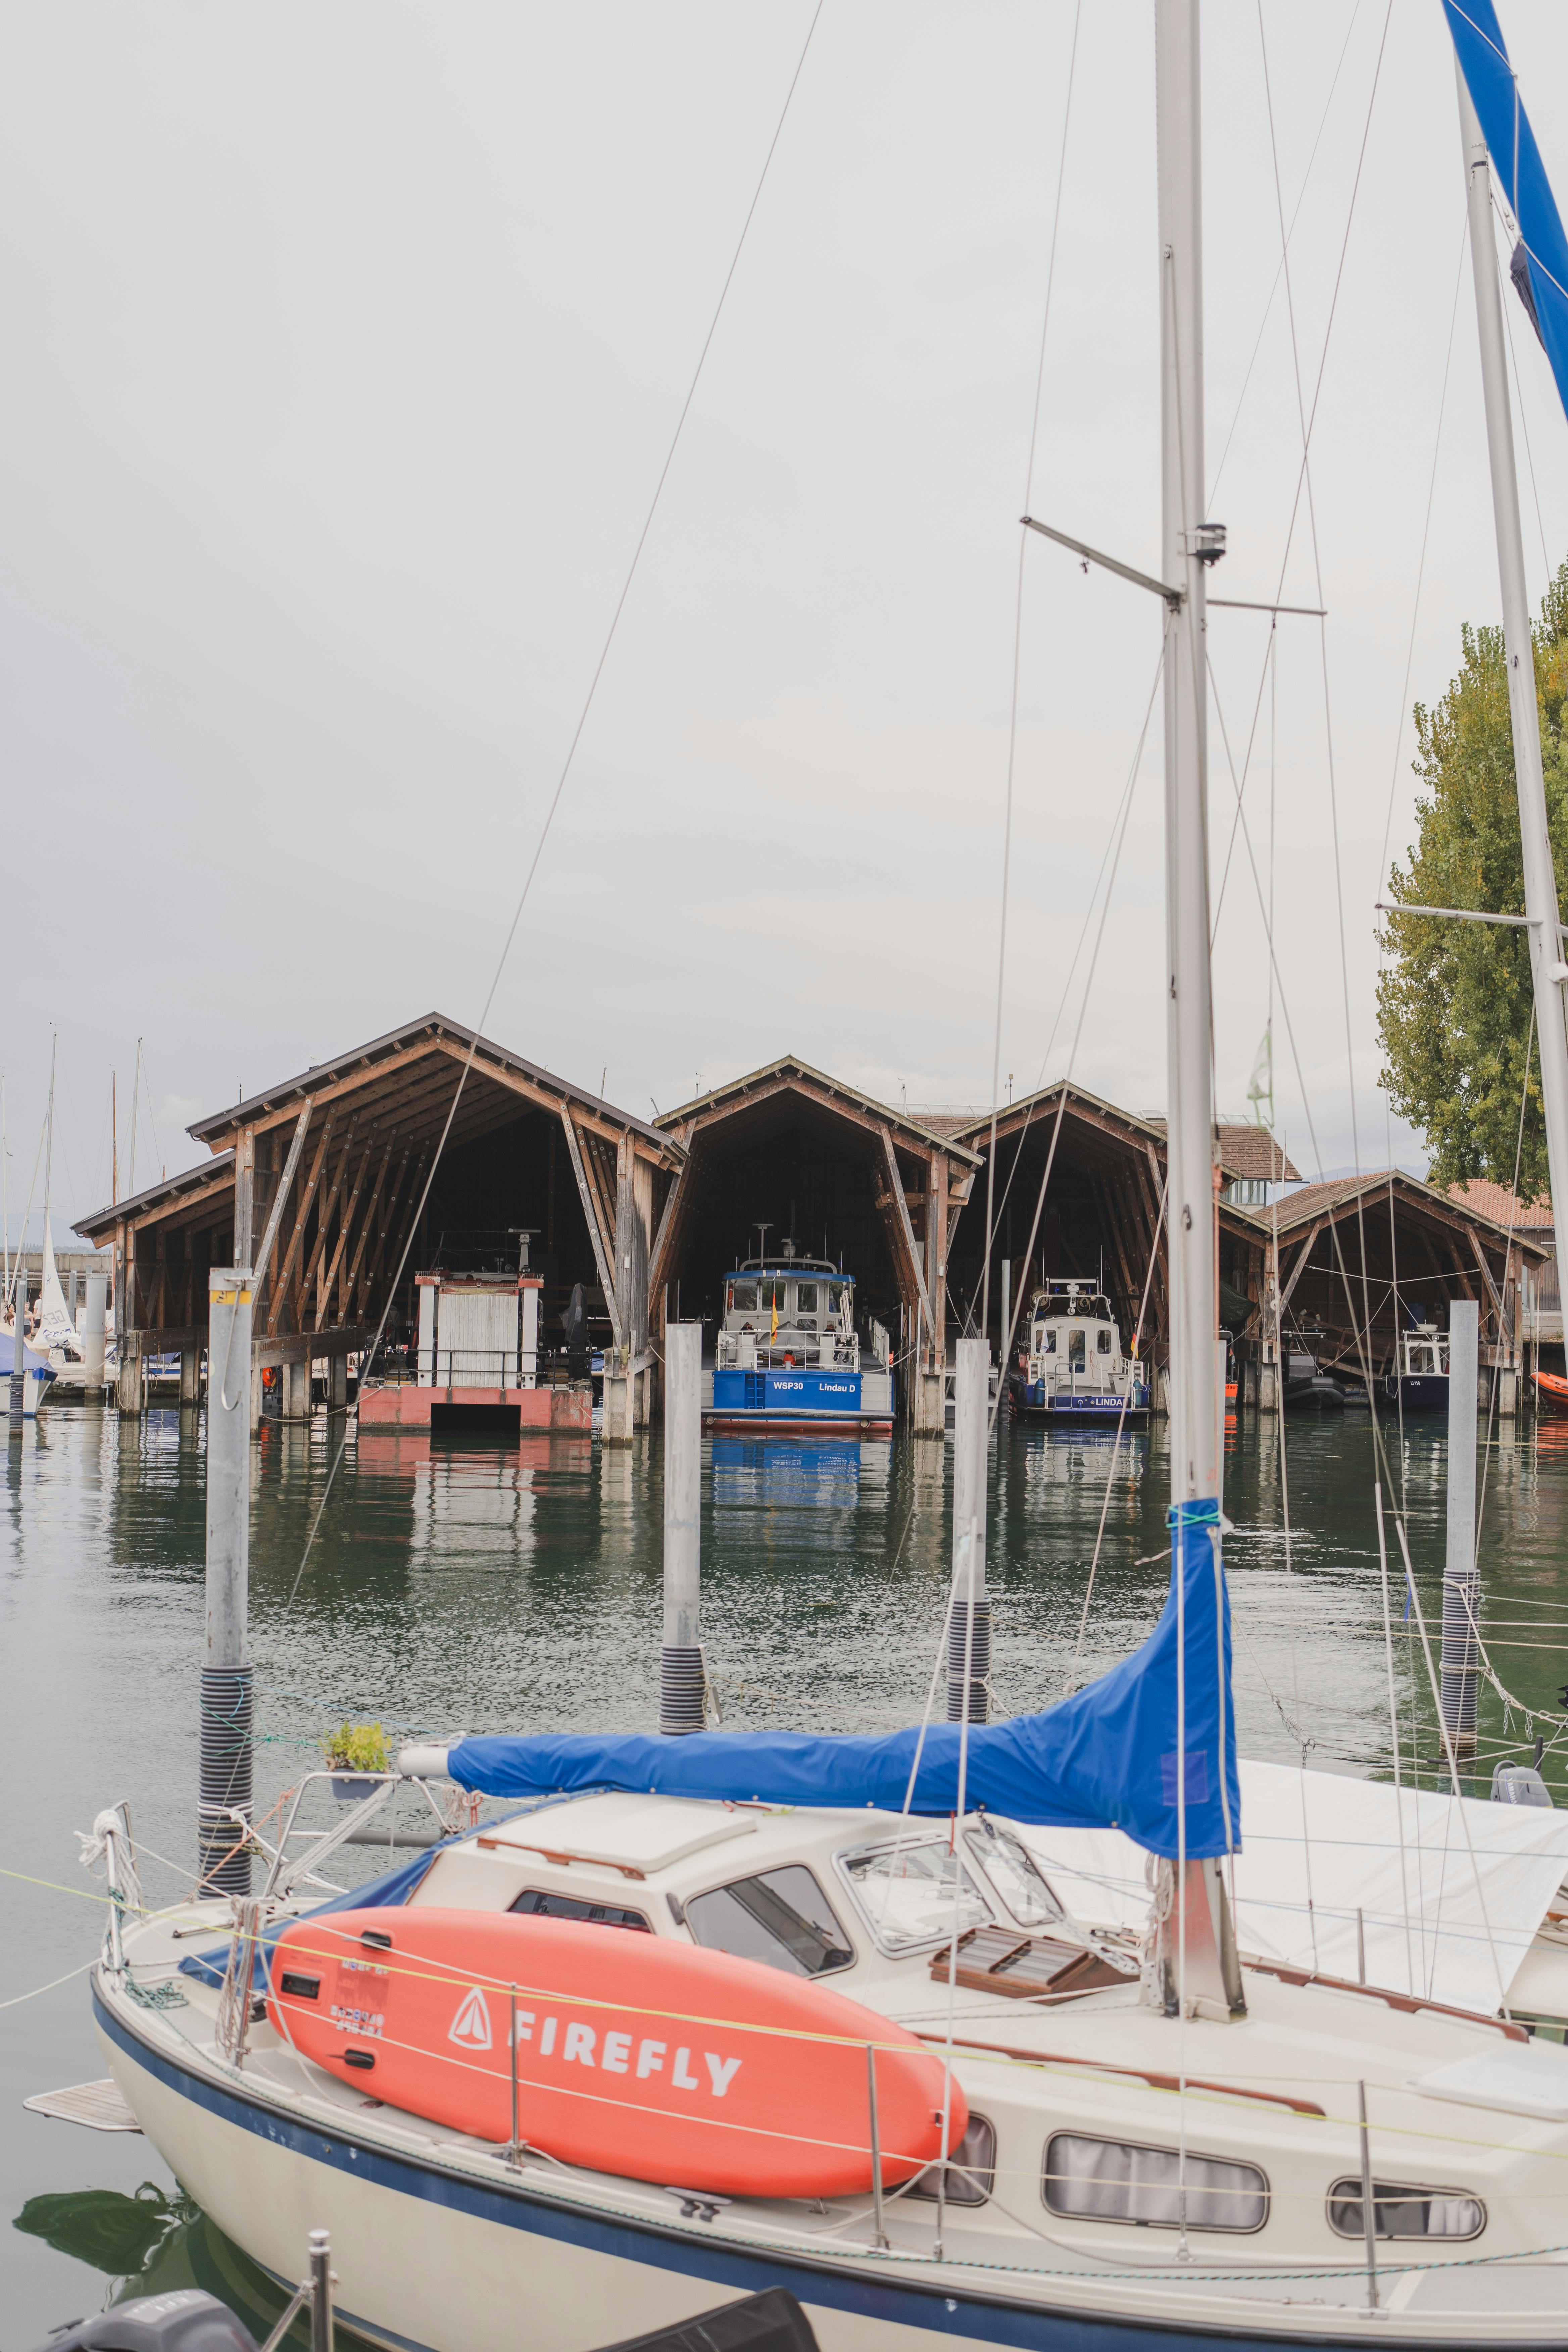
[1377,565,1568,1202]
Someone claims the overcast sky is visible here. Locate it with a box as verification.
[7,1,1568,1242]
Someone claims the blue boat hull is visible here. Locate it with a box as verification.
[1384,1374,1449,1414]
[706,1366,891,1432]
[1011,1380,1150,1422]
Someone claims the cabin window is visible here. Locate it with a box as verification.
[731,1284,758,1315]
[1040,1329,1056,1354]
[907,2114,996,2207]
[1410,1345,1435,1374]
[1326,2181,1484,2242]
[1068,1329,1086,1369]
[964,1824,1065,1926]
[1044,2134,1267,2233]
[685,1866,853,1979]
[795,1283,818,1315]
[1097,1328,1111,1354]
[510,1890,652,1932]
[760,1280,785,1315]
[836,1838,993,1956]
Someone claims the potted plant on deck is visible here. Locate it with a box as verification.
[324,1720,392,1801]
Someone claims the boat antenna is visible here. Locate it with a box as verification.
[753,1221,771,1264]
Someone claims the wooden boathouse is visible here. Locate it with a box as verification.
[73,1015,684,1441]
[651,1057,982,1434]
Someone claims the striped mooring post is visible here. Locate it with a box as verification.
[947,1334,991,1722]
[200,1266,254,1893]
[660,1320,704,1734]
[1439,1298,1480,1763]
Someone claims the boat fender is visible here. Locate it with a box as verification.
[24,2288,257,2352]
[593,2287,820,2352]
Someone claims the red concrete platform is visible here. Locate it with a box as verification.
[358,1383,591,1433]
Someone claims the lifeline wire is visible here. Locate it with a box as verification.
[281,1,825,1611]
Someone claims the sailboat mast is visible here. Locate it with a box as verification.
[42,1033,56,1225]
[1157,0,1219,1508]
[1457,72,1568,1289]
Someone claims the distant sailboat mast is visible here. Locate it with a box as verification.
[1454,57,1568,1287]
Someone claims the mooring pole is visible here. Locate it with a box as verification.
[946,1334,990,1722]
[660,1320,703,1734]
[84,1270,107,1397]
[1440,1298,1480,1762]
[8,1265,24,1433]
[201,1265,254,1893]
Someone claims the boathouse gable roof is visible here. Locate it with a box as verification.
[655,1057,982,1167]
[185,1012,678,1160]
[1268,1169,1551,1257]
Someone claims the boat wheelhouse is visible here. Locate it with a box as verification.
[1010,1280,1149,1421]
[1386,1320,1450,1414]
[705,1250,893,1433]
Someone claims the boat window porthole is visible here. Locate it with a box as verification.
[1326,2179,1484,2241]
[685,1866,854,1978]
[509,1889,652,1932]
[907,2115,996,2207]
[1044,2133,1267,2233]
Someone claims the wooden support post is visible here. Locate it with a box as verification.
[267,1114,337,1337]
[301,1117,359,1329]
[179,1342,201,1408]
[321,1134,375,1321]
[561,1110,623,1351]
[341,1140,394,1320]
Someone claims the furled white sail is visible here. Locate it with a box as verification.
[34,1216,80,1357]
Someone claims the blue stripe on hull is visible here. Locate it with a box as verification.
[94,1988,1459,2352]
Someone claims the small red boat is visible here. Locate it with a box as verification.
[268,1906,963,2199]
[1534,1370,1568,1414]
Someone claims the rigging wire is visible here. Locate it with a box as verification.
[1206,0,1366,517]
[279,1,826,1611]
[985,650,1164,1432]
[1374,213,1470,924]
[980,0,1082,1347]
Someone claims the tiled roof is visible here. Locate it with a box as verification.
[1447,1178,1556,1231]
[1216,1125,1301,1182]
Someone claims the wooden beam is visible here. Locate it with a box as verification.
[322,1137,377,1323]
[300,1118,360,1328]
[561,1109,623,1350]
[1461,1221,1507,1330]
[112,1166,237,1237]
[362,1145,427,1316]
[647,1160,691,1314]
[881,1129,934,1334]
[342,1139,395,1319]
[266,1112,337,1338]
[1277,1220,1325,1319]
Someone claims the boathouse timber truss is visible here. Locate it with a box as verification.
[1260,1171,1550,1402]
[74,1015,683,1432]
[654,1058,981,1432]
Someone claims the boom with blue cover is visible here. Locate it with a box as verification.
[450,1503,1240,1860]
[1446,0,1568,427]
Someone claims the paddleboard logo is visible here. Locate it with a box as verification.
[448,1987,493,2051]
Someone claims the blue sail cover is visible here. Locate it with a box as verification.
[450,1504,1240,1860]
[1446,0,1568,426]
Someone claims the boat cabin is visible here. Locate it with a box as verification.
[717,1254,859,1372]
[1014,1281,1149,1419]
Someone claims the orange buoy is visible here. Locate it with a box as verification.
[268,1908,966,2199]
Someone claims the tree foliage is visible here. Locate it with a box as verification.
[1377,566,1568,1202]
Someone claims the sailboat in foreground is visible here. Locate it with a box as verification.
[88,7,1568,2347]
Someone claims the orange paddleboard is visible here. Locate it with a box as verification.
[268,1908,966,2199]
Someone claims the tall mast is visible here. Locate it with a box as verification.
[42,1033,56,1226]
[1158,0,1219,1509]
[1457,72,1568,1287]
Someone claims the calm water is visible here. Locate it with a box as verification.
[5,1400,1568,2343]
